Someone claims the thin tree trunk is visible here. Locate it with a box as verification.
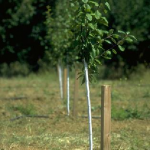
[83,58,93,150]
[67,64,70,116]
[57,63,63,99]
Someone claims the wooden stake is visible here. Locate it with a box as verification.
[73,66,79,117]
[63,67,67,99]
[101,85,111,150]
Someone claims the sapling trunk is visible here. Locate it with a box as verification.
[67,64,70,116]
[57,63,63,99]
[83,58,93,150]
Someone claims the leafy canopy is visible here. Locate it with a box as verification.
[46,0,73,66]
[70,0,136,80]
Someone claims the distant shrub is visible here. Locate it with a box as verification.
[96,63,148,79]
[0,63,9,76]
[37,59,56,74]
[129,64,148,80]
[0,61,30,77]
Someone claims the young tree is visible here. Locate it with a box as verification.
[46,0,74,115]
[70,0,136,149]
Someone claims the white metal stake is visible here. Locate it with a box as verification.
[58,63,63,99]
[67,64,70,116]
[83,58,93,150]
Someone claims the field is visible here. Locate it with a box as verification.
[0,70,150,150]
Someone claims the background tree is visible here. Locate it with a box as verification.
[103,0,150,77]
[0,0,149,77]
[46,0,74,115]
[0,0,56,71]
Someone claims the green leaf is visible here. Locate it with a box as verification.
[82,0,88,3]
[117,40,124,45]
[105,40,111,44]
[88,23,95,30]
[84,4,91,12]
[118,30,125,34]
[112,49,117,54]
[129,35,137,41]
[125,37,133,43]
[104,9,108,14]
[77,12,83,17]
[89,33,95,37]
[100,3,104,8]
[95,59,101,65]
[86,14,92,21]
[70,3,75,7]
[113,34,119,39]
[95,10,101,19]
[96,49,100,56]
[111,38,116,44]
[92,47,96,57]
[99,17,108,26]
[118,45,125,51]
[89,1,99,6]
[106,50,111,55]
[98,45,105,51]
[109,29,114,34]
[105,2,110,10]
[96,29,103,36]
[98,38,102,44]
[90,54,94,62]
[103,56,111,59]
[81,76,85,85]
[103,30,109,34]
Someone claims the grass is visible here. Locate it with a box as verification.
[8,104,36,116]
[0,70,150,149]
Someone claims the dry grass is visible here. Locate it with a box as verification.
[0,71,150,149]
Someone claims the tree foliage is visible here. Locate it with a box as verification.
[0,0,56,70]
[106,0,150,69]
[0,0,149,75]
[45,0,73,66]
[70,0,135,80]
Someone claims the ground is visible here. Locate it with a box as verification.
[0,71,150,150]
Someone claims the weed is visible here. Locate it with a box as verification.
[143,91,150,98]
[112,106,142,120]
[112,90,122,101]
[9,104,36,115]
